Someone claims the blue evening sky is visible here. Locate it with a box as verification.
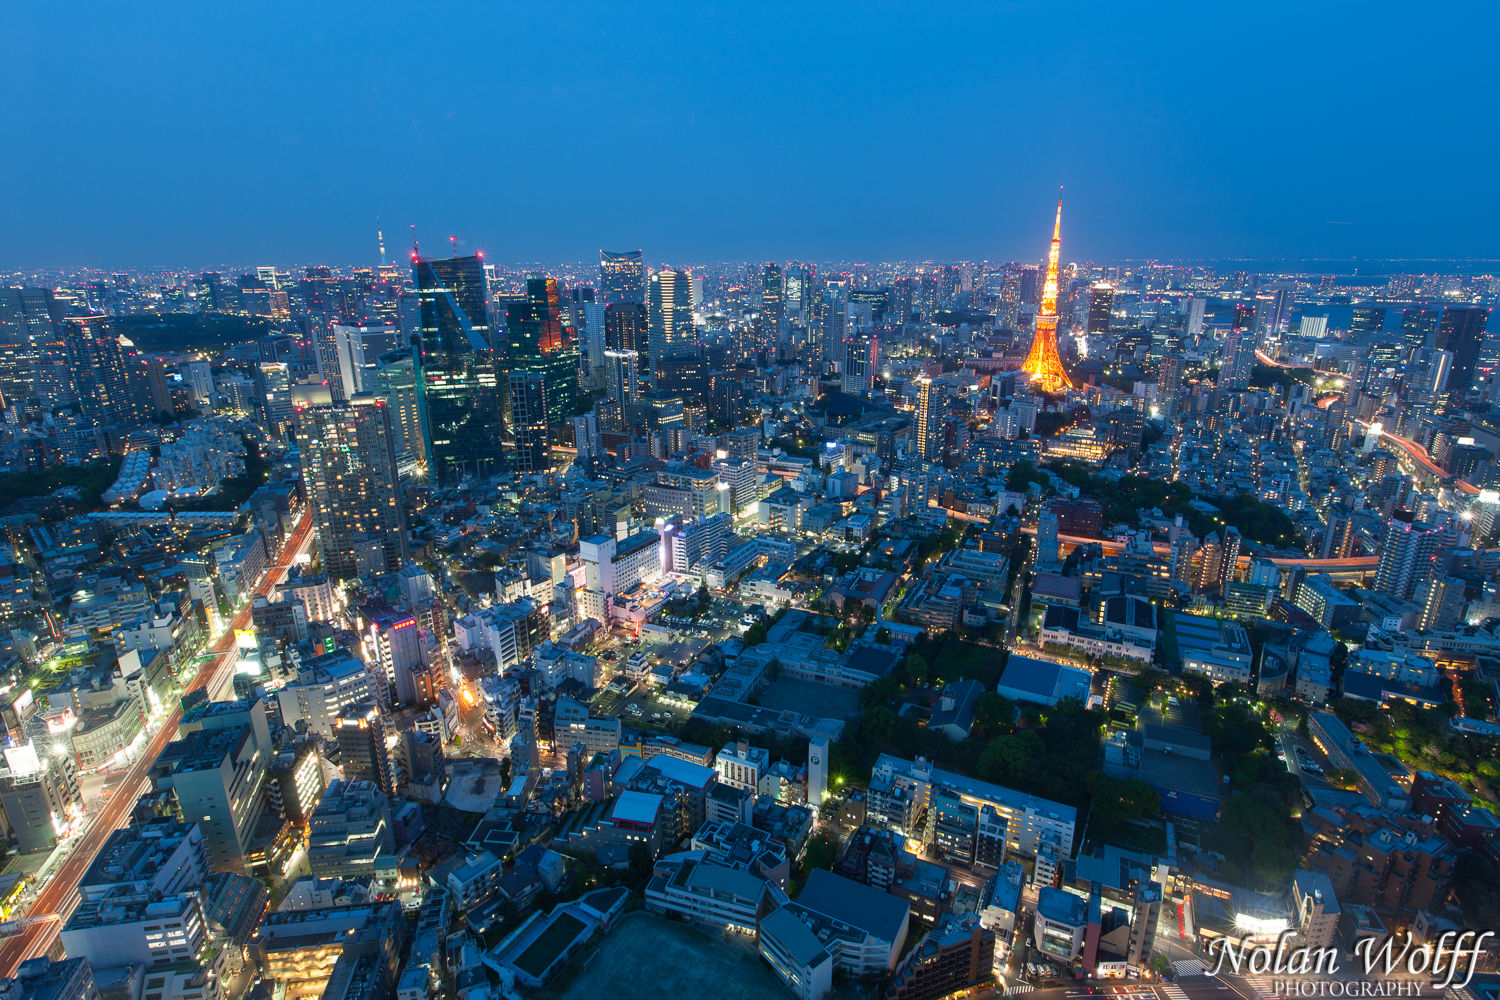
[2,1,1495,268]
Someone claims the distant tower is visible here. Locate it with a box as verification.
[807,736,829,810]
[1021,197,1075,395]
[916,376,938,462]
[760,262,785,356]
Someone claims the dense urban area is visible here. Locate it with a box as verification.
[0,208,1496,1000]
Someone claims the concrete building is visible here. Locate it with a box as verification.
[1292,869,1340,950]
[776,869,911,975]
[0,957,99,1000]
[151,723,268,873]
[306,779,396,880]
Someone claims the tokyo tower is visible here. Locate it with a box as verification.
[1021,195,1075,395]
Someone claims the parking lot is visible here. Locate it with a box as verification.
[1277,723,1334,790]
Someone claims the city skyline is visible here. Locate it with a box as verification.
[7,6,1500,999]
[5,3,1498,266]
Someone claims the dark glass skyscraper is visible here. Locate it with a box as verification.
[1086,282,1114,335]
[760,262,784,356]
[604,302,647,356]
[1350,306,1386,336]
[1436,307,1489,397]
[412,253,504,480]
[1401,307,1440,349]
[507,277,580,435]
[599,249,646,306]
[1231,302,1255,333]
[507,369,550,474]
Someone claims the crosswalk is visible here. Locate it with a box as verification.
[1237,976,1282,998]
[1005,985,1034,996]
[1163,985,1191,1000]
[1175,959,1209,977]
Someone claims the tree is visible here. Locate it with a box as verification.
[974,692,1015,736]
[800,831,839,875]
[1086,772,1162,827]
[904,652,931,688]
[628,842,654,886]
[979,730,1044,786]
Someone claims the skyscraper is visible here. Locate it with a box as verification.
[1373,520,1445,601]
[375,349,425,477]
[1350,306,1386,337]
[504,277,580,441]
[507,369,550,475]
[604,349,640,413]
[1231,302,1255,333]
[1087,283,1114,337]
[602,349,638,432]
[604,301,648,355]
[599,249,646,306]
[1157,355,1184,415]
[1021,198,1074,395]
[257,361,294,434]
[1257,287,1292,341]
[916,377,938,462]
[1220,333,1254,391]
[648,269,695,378]
[1401,307,1440,349]
[412,253,504,481]
[760,262,785,356]
[333,323,401,399]
[1183,296,1206,338]
[63,316,146,428]
[840,332,877,395]
[296,395,410,582]
[1436,307,1489,397]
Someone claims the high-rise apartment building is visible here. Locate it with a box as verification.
[604,349,641,416]
[916,377,938,462]
[841,333,877,395]
[1374,521,1446,601]
[295,396,409,582]
[63,316,146,428]
[1220,333,1254,391]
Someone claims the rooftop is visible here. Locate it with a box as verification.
[796,868,910,943]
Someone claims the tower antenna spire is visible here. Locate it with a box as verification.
[377,218,387,266]
[1021,190,1076,395]
[410,225,419,261]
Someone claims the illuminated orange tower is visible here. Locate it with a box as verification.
[1022,195,1075,395]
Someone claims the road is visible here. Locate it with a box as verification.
[1357,421,1480,496]
[0,506,315,978]
[1016,524,1379,572]
[931,503,1379,572]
